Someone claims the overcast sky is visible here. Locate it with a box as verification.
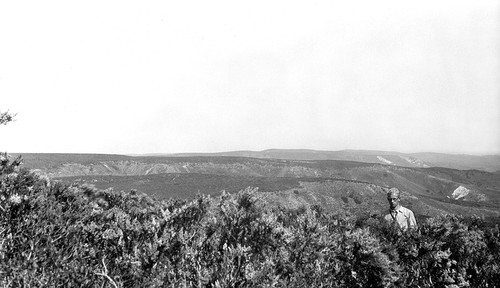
[1,0,499,155]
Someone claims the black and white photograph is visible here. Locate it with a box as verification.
[1,0,499,286]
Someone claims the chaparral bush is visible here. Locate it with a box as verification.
[1,153,499,287]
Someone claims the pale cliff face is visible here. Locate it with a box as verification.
[452,186,470,200]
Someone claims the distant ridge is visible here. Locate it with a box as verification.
[13,150,500,218]
[135,149,500,172]
[16,151,500,217]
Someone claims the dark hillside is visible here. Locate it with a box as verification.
[56,173,309,201]
[55,173,500,220]
[17,153,500,219]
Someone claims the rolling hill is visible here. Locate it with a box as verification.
[163,149,500,172]
[13,153,500,220]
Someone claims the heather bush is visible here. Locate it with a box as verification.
[1,154,499,287]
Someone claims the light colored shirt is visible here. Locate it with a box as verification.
[384,206,417,230]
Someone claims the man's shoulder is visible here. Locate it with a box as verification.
[398,206,414,214]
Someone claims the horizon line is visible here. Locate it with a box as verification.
[7,148,500,157]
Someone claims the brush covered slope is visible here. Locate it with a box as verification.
[1,155,500,287]
[159,149,500,172]
[18,154,500,220]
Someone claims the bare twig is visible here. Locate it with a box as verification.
[95,257,119,288]
[51,234,64,243]
[95,272,118,288]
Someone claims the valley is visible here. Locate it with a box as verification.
[15,152,500,221]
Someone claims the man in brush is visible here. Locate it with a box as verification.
[384,188,417,230]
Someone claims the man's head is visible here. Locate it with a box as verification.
[387,188,401,210]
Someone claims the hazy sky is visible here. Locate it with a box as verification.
[1,0,499,155]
